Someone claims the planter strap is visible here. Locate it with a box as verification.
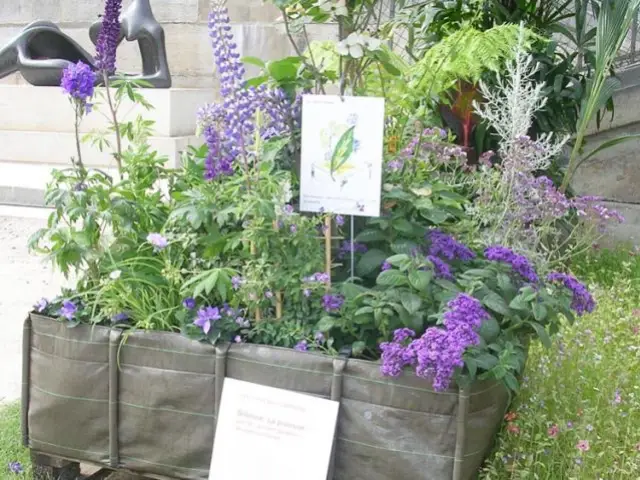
[327,346,351,480]
[108,328,123,468]
[21,316,32,448]
[213,343,231,422]
[452,388,470,480]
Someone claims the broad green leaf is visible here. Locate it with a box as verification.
[532,302,548,322]
[482,292,510,316]
[355,229,386,243]
[528,321,552,348]
[478,317,501,343]
[351,341,366,356]
[376,270,408,286]
[330,126,355,176]
[341,282,369,299]
[408,270,433,292]
[356,249,388,276]
[242,56,266,67]
[400,292,422,314]
[386,254,410,267]
[317,316,336,331]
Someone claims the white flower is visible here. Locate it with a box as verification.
[316,0,348,17]
[336,32,382,58]
[109,270,122,280]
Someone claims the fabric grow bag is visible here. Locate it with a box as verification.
[23,313,509,480]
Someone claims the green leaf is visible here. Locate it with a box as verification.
[356,249,388,276]
[528,321,552,348]
[355,229,386,242]
[242,56,266,68]
[330,126,355,176]
[504,372,520,392]
[391,218,414,234]
[509,295,529,311]
[317,316,336,331]
[400,292,422,314]
[341,282,369,299]
[581,134,640,164]
[386,254,410,267]
[474,353,499,371]
[482,292,510,316]
[351,341,366,356]
[478,317,501,343]
[532,302,548,322]
[354,306,374,316]
[408,270,432,292]
[267,56,302,81]
[390,240,419,255]
[376,270,408,287]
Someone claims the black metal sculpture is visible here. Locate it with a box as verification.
[0,0,171,88]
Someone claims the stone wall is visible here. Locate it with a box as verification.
[572,66,640,247]
[0,0,298,88]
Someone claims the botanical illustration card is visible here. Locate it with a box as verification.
[299,95,385,217]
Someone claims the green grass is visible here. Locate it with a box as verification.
[0,403,31,477]
[480,248,640,479]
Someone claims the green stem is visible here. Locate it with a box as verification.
[103,71,123,178]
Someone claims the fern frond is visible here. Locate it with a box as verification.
[410,24,542,95]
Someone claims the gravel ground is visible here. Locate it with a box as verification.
[0,209,66,404]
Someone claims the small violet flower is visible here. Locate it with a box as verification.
[59,300,77,320]
[182,297,196,310]
[194,306,221,334]
[381,261,392,271]
[8,462,23,474]
[231,276,244,290]
[34,298,48,313]
[294,340,308,352]
[322,294,344,313]
[314,331,325,344]
[111,312,129,324]
[335,215,345,226]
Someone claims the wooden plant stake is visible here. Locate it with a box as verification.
[276,291,283,319]
[324,216,332,291]
[250,241,262,322]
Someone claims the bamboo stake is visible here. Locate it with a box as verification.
[276,291,283,319]
[324,216,332,291]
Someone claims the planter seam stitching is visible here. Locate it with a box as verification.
[118,362,215,376]
[30,437,106,456]
[119,400,216,418]
[226,355,333,375]
[337,437,485,459]
[30,345,107,365]
[31,384,108,403]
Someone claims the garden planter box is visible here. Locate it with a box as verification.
[22,313,509,480]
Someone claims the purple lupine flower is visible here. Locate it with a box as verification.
[427,229,475,262]
[194,306,222,334]
[183,297,196,310]
[111,312,129,323]
[60,61,95,110]
[34,298,48,313]
[95,0,122,75]
[146,233,168,250]
[322,294,344,312]
[427,255,453,280]
[381,261,392,271]
[8,462,23,474]
[485,245,538,283]
[547,272,596,316]
[59,300,77,320]
[294,340,309,352]
[198,6,299,180]
[338,240,367,259]
[335,215,345,226]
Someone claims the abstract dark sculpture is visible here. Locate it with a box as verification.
[0,0,171,88]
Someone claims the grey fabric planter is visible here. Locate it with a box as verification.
[22,313,509,480]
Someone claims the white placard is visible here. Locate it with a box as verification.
[209,378,340,480]
[299,95,385,217]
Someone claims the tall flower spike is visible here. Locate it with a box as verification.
[95,0,123,75]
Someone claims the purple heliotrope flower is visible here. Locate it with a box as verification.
[427,255,453,280]
[294,340,309,352]
[322,294,344,313]
[8,462,23,474]
[59,300,77,320]
[427,229,476,262]
[34,298,48,313]
[194,306,221,334]
[485,245,538,283]
[95,0,122,75]
[146,233,168,250]
[60,61,95,110]
[380,294,489,391]
[182,297,196,310]
[547,272,596,316]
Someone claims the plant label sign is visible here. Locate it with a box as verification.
[299,94,385,217]
[209,378,340,480]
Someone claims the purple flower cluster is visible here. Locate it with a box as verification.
[95,0,122,74]
[194,306,221,334]
[146,233,168,251]
[197,6,300,180]
[338,240,368,259]
[511,174,571,224]
[60,61,95,111]
[427,255,453,280]
[547,272,596,316]
[485,245,538,283]
[304,272,331,283]
[379,294,489,391]
[427,229,476,262]
[401,127,466,165]
[322,294,344,312]
[572,195,624,232]
[294,340,309,352]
